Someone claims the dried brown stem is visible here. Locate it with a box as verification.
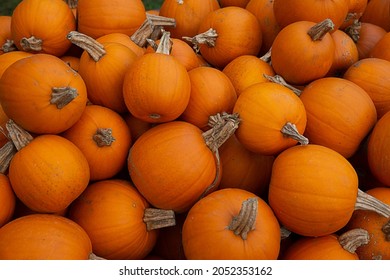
[183,28,218,53]
[51,86,79,109]
[280,122,309,145]
[263,74,302,96]
[307,18,335,41]
[355,189,390,218]
[0,141,17,173]
[228,197,258,240]
[20,36,42,52]
[338,228,370,253]
[5,119,34,150]
[67,31,106,62]
[93,128,115,147]
[143,208,176,231]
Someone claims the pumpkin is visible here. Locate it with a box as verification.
[346,187,390,259]
[8,123,90,213]
[343,58,390,119]
[67,31,138,113]
[299,77,377,158]
[182,188,281,260]
[369,32,390,62]
[273,0,349,31]
[60,55,80,72]
[367,111,390,186]
[183,6,262,69]
[159,0,220,39]
[123,31,191,123]
[180,66,237,130]
[0,16,15,54]
[77,0,146,39]
[123,113,154,144]
[360,0,390,31]
[222,54,275,96]
[0,53,88,134]
[233,82,308,156]
[68,179,175,260]
[0,214,92,260]
[270,19,335,85]
[0,174,15,227]
[128,114,239,213]
[10,0,76,57]
[282,229,369,260]
[345,21,387,59]
[61,104,132,181]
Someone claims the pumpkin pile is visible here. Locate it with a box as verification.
[0,0,390,260]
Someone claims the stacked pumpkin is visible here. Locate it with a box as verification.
[0,0,390,260]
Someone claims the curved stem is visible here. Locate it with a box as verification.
[183,28,218,53]
[228,197,258,240]
[263,74,302,96]
[307,18,335,41]
[93,128,115,147]
[280,122,309,145]
[0,141,17,173]
[5,119,33,150]
[338,228,370,254]
[355,189,390,218]
[20,36,42,52]
[143,208,176,231]
[67,31,106,62]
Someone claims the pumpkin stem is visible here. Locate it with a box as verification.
[182,28,218,53]
[156,31,173,55]
[93,128,115,147]
[307,18,335,41]
[67,31,106,62]
[355,189,390,218]
[338,228,370,254]
[228,197,258,240]
[263,74,302,96]
[131,14,176,48]
[345,20,360,43]
[20,36,43,52]
[143,208,176,231]
[88,252,106,260]
[5,119,34,150]
[1,39,16,53]
[280,122,309,145]
[64,0,78,9]
[0,141,17,173]
[382,220,390,241]
[260,48,272,63]
[51,86,79,109]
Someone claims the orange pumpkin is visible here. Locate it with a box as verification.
[11,0,76,57]
[62,105,132,181]
[299,77,377,158]
[268,144,359,237]
[270,19,335,85]
[183,6,262,69]
[68,179,174,260]
[0,106,9,148]
[9,132,90,213]
[367,111,390,186]
[60,55,80,72]
[182,188,281,259]
[369,32,390,62]
[77,0,146,39]
[123,32,191,123]
[0,53,87,134]
[360,0,390,31]
[180,66,237,130]
[0,214,92,259]
[0,174,15,227]
[0,51,33,78]
[233,82,308,156]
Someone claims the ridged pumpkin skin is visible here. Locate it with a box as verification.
[268,144,359,237]
[0,54,88,134]
[300,77,377,158]
[0,174,15,227]
[128,121,217,213]
[367,111,390,186]
[9,135,90,213]
[0,214,92,260]
[182,188,281,260]
[68,179,157,260]
[11,0,76,57]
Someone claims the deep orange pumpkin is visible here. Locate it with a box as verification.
[360,0,390,31]
[0,214,92,260]
[182,188,281,259]
[0,51,33,79]
[369,32,390,62]
[0,174,15,227]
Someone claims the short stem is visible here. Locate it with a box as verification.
[0,141,17,173]
[307,18,335,41]
[338,228,370,254]
[2,39,16,53]
[67,31,106,62]
[227,197,258,240]
[20,36,42,52]
[263,74,302,96]
[143,208,176,231]
[355,189,390,218]
[345,20,361,43]
[280,122,309,145]
[5,119,34,150]
[93,128,115,147]
[183,28,218,53]
[382,220,390,241]
[51,86,79,109]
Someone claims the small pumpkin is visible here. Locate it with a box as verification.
[182,188,281,260]
[0,174,15,227]
[0,214,92,260]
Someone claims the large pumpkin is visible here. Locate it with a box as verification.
[0,53,87,134]
[182,188,280,259]
[0,214,92,260]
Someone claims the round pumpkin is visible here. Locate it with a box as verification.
[0,53,88,134]
[0,174,15,227]
[10,0,76,57]
[0,214,92,260]
[182,188,281,260]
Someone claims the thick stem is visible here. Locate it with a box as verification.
[338,228,370,254]
[156,31,172,55]
[0,141,17,173]
[143,208,176,231]
[51,86,79,109]
[5,119,33,150]
[307,18,335,41]
[345,20,361,43]
[228,197,258,240]
[182,28,218,53]
[280,122,309,145]
[263,74,302,96]
[67,31,106,62]
[20,36,42,52]
[1,39,16,53]
[93,128,115,147]
[382,220,390,241]
[355,189,390,218]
